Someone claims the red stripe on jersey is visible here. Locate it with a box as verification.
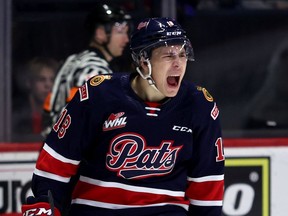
[186,179,224,201]
[145,101,161,108]
[72,180,189,206]
[36,149,79,178]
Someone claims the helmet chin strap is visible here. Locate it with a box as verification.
[136,59,159,92]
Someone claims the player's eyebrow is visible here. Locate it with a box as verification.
[163,48,186,56]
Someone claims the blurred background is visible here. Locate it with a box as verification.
[1,0,288,142]
[1,1,288,215]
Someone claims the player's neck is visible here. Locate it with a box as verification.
[90,42,113,62]
[131,75,166,102]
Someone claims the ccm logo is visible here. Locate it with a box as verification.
[24,207,52,216]
[173,125,192,133]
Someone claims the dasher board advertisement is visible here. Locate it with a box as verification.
[1,139,288,216]
[223,157,270,216]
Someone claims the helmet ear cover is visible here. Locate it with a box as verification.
[131,50,150,68]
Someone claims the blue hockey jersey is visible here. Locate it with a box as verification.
[32,73,225,216]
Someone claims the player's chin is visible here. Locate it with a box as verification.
[164,87,180,97]
[113,50,123,57]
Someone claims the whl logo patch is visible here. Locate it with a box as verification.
[103,112,127,131]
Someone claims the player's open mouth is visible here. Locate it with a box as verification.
[167,75,180,87]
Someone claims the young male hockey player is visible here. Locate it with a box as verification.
[42,2,132,136]
[22,17,225,216]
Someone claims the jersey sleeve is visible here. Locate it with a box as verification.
[186,88,225,216]
[32,81,94,213]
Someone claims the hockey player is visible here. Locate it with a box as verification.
[22,17,225,216]
[42,2,132,136]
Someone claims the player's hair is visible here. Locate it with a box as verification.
[130,17,194,67]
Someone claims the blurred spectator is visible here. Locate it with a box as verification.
[273,0,288,9]
[13,57,59,135]
[197,0,241,10]
[244,40,288,129]
[195,0,288,10]
[42,2,132,137]
[197,0,220,10]
[240,0,272,9]
[241,0,288,9]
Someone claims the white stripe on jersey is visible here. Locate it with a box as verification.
[190,199,223,206]
[34,168,71,183]
[43,143,80,165]
[80,175,185,197]
[145,107,161,111]
[146,113,158,117]
[71,198,189,211]
[187,174,224,182]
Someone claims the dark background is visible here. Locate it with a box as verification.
[11,0,288,138]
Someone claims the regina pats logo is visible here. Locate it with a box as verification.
[106,133,182,179]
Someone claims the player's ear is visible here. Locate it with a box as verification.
[139,58,150,75]
[94,26,107,43]
[139,58,147,68]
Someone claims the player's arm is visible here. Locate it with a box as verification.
[23,82,93,215]
[186,99,225,216]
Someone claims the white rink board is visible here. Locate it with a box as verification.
[0,151,38,213]
[0,144,288,215]
[225,146,288,216]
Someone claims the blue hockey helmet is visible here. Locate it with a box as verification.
[130,17,194,66]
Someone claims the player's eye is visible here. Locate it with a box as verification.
[162,53,175,60]
[179,52,187,58]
